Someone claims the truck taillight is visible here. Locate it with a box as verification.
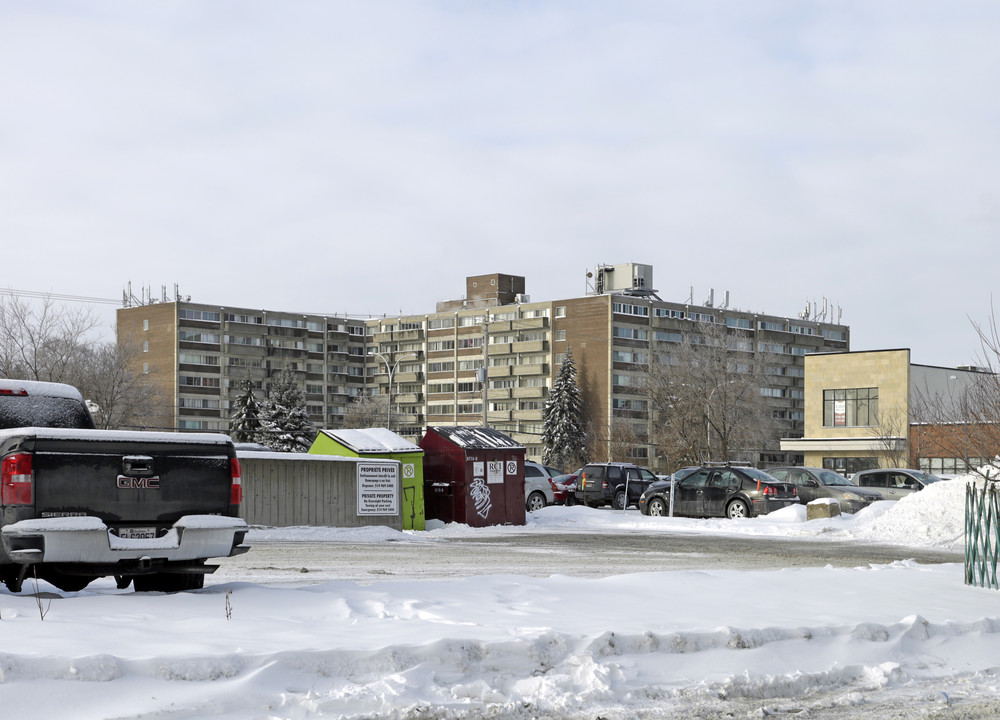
[1,453,34,505]
[230,458,243,505]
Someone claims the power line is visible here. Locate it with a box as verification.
[0,288,120,305]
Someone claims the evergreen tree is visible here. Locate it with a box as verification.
[541,346,587,470]
[259,370,317,452]
[229,379,264,443]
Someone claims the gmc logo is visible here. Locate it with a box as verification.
[117,475,160,489]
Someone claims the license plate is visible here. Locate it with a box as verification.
[116,527,157,540]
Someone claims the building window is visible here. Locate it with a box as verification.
[823,388,878,427]
[919,457,985,475]
[142,362,149,374]
[822,457,878,475]
[179,309,221,322]
[612,326,648,341]
[555,306,567,318]
[613,302,649,317]
[143,319,149,331]
[726,317,752,329]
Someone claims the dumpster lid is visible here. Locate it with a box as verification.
[320,428,423,454]
[428,426,524,450]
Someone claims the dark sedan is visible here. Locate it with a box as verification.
[639,465,798,519]
[768,466,884,513]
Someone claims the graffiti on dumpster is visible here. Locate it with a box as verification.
[470,476,493,520]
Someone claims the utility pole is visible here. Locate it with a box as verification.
[481,319,490,427]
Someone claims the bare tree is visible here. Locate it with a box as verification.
[643,320,779,468]
[339,392,390,429]
[0,294,162,429]
[0,294,99,381]
[907,307,1000,477]
[73,337,165,430]
[868,404,910,468]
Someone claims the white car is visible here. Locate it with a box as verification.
[524,461,563,512]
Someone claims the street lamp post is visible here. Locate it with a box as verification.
[372,351,416,431]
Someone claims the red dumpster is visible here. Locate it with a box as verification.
[419,426,526,527]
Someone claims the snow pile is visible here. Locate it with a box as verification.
[2,472,1000,719]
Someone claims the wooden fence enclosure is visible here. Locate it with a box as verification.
[238,453,402,530]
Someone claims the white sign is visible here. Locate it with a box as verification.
[357,462,399,516]
[487,460,504,484]
[473,461,485,477]
[506,460,517,476]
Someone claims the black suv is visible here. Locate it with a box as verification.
[576,462,658,509]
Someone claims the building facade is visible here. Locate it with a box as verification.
[118,264,851,471]
[116,300,370,433]
[366,265,851,470]
[780,349,990,475]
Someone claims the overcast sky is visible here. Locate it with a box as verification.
[2,2,998,368]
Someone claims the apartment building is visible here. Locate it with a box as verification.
[366,264,851,469]
[116,299,370,433]
[118,265,851,471]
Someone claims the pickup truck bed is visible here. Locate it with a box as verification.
[0,380,249,593]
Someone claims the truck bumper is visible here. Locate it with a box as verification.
[0,515,250,565]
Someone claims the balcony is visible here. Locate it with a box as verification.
[488,342,513,356]
[513,409,542,421]
[394,371,423,383]
[511,339,547,354]
[488,387,513,400]
[512,386,546,399]
[513,364,548,376]
[488,365,513,377]
[395,392,423,404]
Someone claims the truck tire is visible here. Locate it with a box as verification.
[613,490,627,510]
[726,499,750,519]
[526,491,547,512]
[133,572,205,593]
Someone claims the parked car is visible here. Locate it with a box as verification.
[638,464,798,519]
[524,461,564,512]
[853,468,946,500]
[576,462,659,509]
[549,473,579,505]
[768,466,884,514]
[637,467,700,512]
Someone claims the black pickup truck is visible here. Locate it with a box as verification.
[0,379,249,593]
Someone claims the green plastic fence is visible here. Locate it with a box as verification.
[966,481,1000,589]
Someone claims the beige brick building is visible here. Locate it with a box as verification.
[780,349,989,474]
[118,264,852,471]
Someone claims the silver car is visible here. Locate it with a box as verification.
[853,468,946,500]
[769,466,884,513]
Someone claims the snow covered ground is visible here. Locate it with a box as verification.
[2,474,1000,719]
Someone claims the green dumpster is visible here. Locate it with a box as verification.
[309,428,426,530]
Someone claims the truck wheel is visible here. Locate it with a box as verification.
[726,499,750,519]
[134,573,205,593]
[648,497,667,517]
[613,490,627,510]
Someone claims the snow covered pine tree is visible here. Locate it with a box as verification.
[259,370,317,452]
[229,378,264,444]
[541,346,587,470]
